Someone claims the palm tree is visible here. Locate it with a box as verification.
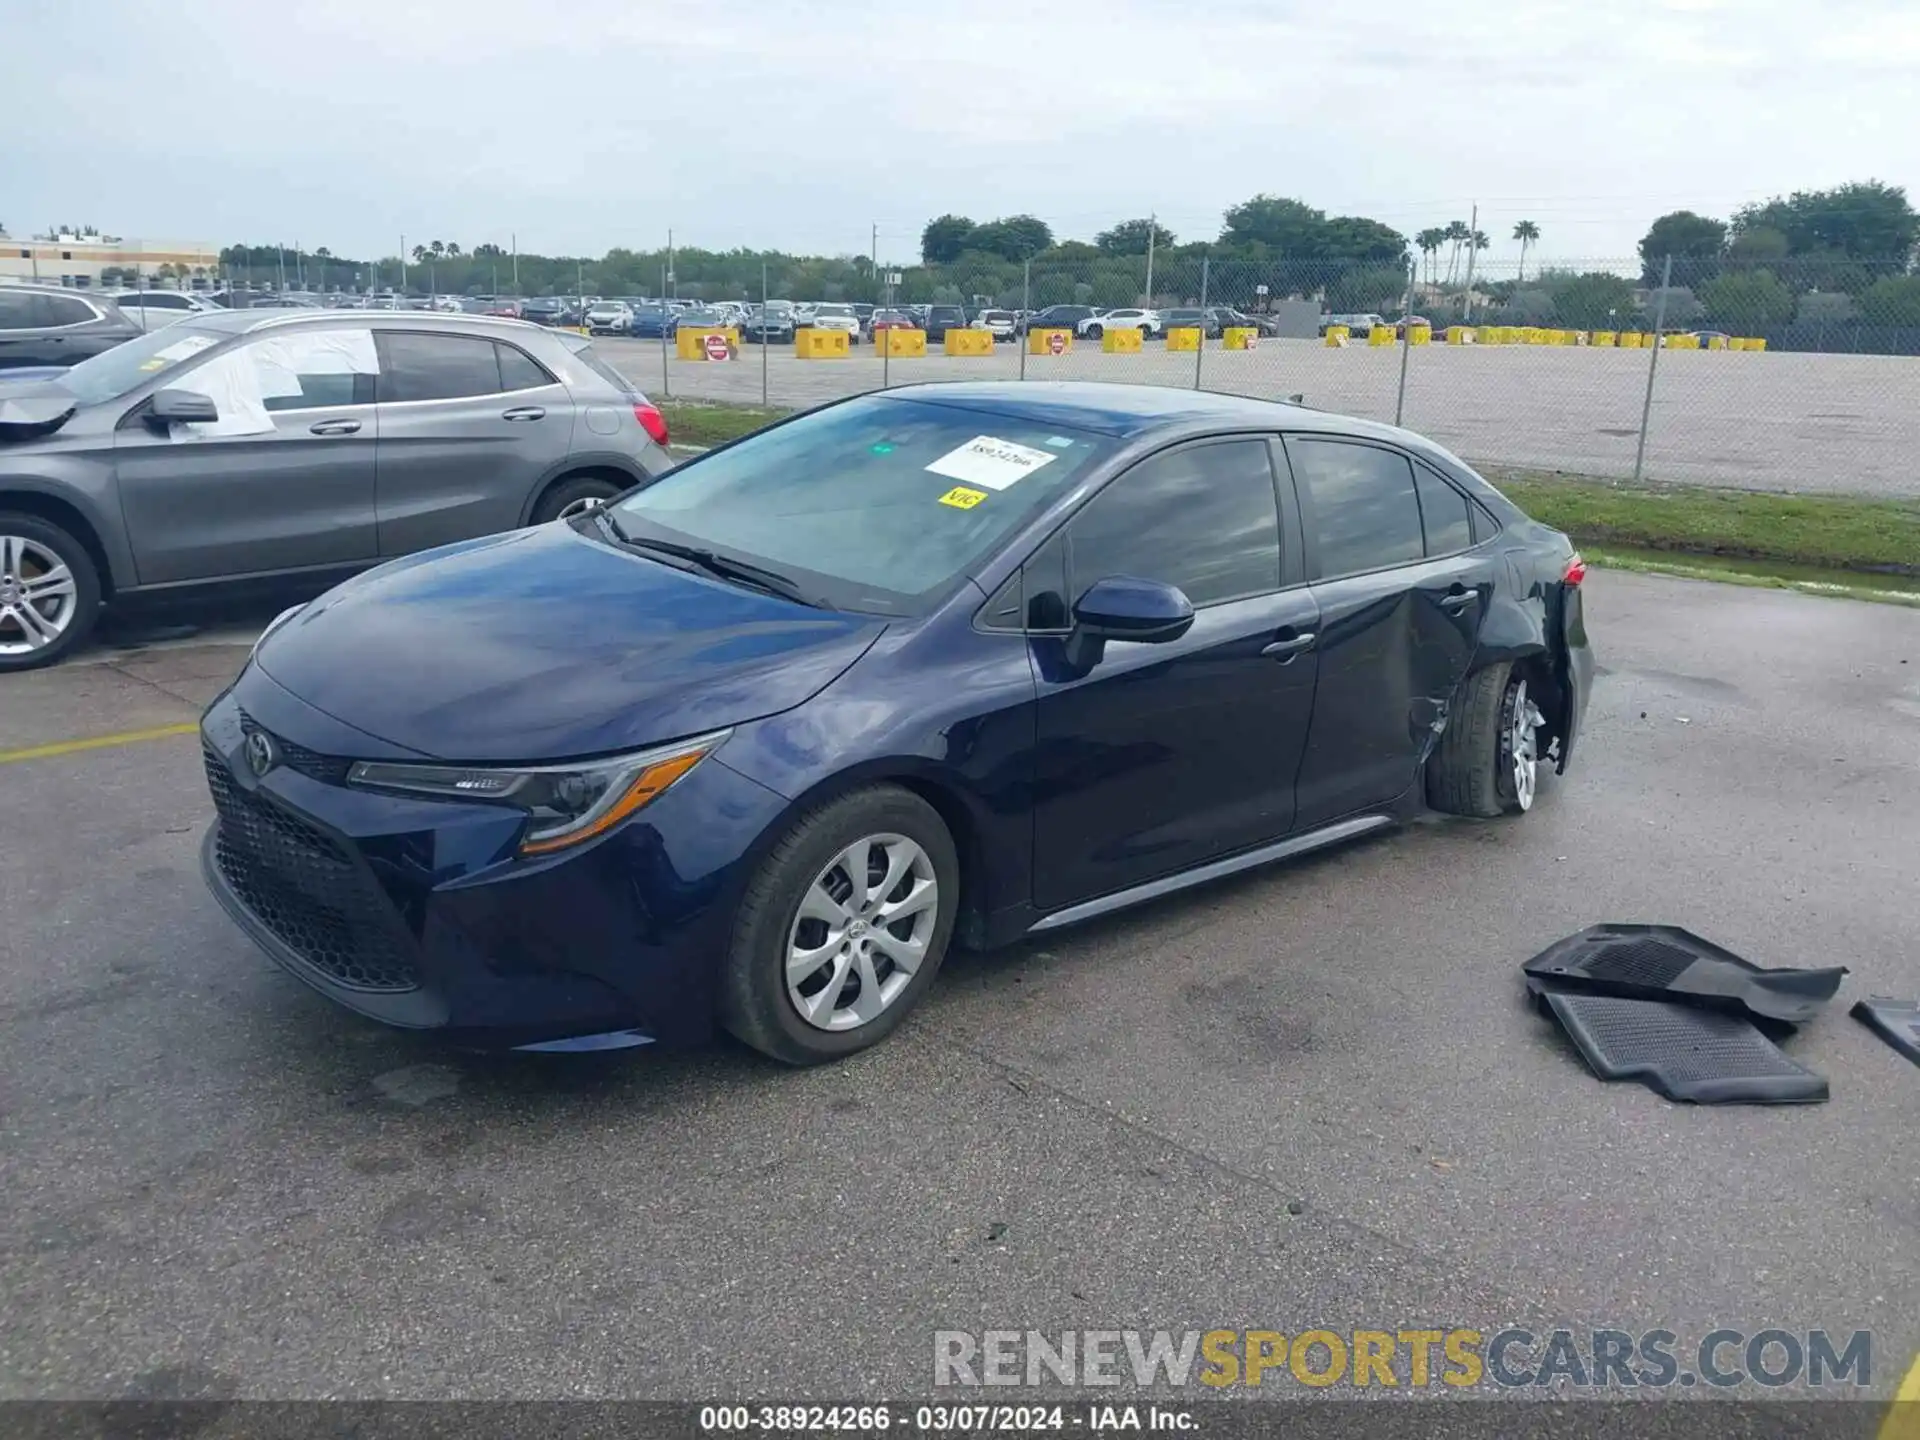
[1512,220,1540,282]
[411,243,427,263]
[1441,220,1470,285]
[445,241,463,258]
[1415,228,1447,287]
[430,240,446,259]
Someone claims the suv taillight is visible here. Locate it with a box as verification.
[634,403,669,447]
[1564,553,1587,586]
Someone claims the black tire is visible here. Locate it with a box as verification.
[720,784,960,1066]
[1426,662,1541,818]
[1085,323,1104,340]
[530,473,625,525]
[0,511,102,672]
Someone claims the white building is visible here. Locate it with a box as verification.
[0,228,222,289]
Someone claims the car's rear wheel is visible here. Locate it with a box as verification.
[721,785,959,1065]
[0,514,101,672]
[531,473,626,525]
[1085,323,1104,339]
[1426,662,1547,818]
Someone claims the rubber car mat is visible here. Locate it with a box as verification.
[1531,984,1829,1104]
[1850,997,1920,1068]
[1522,924,1846,1025]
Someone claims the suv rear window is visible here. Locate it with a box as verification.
[566,340,637,396]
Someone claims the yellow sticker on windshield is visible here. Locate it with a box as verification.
[938,486,988,510]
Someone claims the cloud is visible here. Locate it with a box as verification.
[1,0,1912,265]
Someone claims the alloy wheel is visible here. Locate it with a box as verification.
[1504,678,1548,812]
[786,833,940,1032]
[0,534,79,657]
[556,495,607,520]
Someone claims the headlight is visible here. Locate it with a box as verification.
[251,603,306,660]
[347,729,729,857]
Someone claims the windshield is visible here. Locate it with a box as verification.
[54,325,229,406]
[612,393,1115,615]
[815,305,854,317]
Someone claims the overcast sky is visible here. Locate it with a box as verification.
[5,0,1916,268]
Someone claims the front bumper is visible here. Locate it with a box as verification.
[198,680,788,1048]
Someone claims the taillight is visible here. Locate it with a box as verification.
[634,403,669,447]
[1563,553,1587,586]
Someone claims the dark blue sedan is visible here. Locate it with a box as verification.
[200,382,1592,1064]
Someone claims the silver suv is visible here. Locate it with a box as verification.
[0,310,673,669]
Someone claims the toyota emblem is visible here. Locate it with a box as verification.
[244,729,277,778]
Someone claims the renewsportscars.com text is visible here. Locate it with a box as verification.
[933,1328,1873,1390]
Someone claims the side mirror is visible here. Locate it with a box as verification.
[147,388,219,427]
[1065,576,1194,669]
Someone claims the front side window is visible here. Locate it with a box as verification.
[612,393,1116,615]
[1063,440,1281,607]
[37,294,98,327]
[376,331,503,402]
[1287,437,1425,579]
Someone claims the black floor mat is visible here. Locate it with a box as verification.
[1522,924,1846,1025]
[1532,985,1829,1104]
[1850,996,1920,1067]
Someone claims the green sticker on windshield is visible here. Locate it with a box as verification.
[1044,435,1075,448]
[870,442,895,455]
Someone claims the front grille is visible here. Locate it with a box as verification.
[237,708,352,786]
[205,746,421,993]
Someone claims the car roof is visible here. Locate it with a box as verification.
[877,380,1428,446]
[164,308,553,340]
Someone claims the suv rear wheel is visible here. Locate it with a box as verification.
[0,514,101,672]
[531,473,626,525]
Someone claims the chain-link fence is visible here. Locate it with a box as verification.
[607,253,1920,500]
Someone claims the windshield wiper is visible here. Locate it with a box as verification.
[607,524,818,606]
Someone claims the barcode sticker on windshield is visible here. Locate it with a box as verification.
[153,335,218,363]
[924,435,1058,492]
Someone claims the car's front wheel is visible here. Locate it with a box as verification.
[0,514,101,672]
[1427,662,1548,818]
[1084,323,1104,339]
[721,785,959,1065]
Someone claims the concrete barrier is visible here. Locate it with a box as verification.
[676,327,740,360]
[1446,326,1476,345]
[1618,331,1643,349]
[1166,327,1203,352]
[1478,326,1505,345]
[1705,334,1730,351]
[1223,326,1260,350]
[1323,325,1350,347]
[1664,332,1700,350]
[1730,336,1767,352]
[1590,331,1617,347]
[944,329,995,357]
[1407,324,1432,346]
[880,328,929,358]
[1101,327,1143,354]
[1028,327,1073,356]
[794,327,850,359]
[1366,325,1395,347]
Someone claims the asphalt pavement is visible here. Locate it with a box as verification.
[2,571,1917,1403]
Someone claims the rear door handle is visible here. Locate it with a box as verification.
[1439,589,1478,614]
[501,406,546,422]
[1261,632,1317,662]
[308,418,361,436]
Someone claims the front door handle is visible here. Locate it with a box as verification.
[501,406,546,422]
[1439,586,1478,614]
[308,418,361,436]
[1261,631,1317,662]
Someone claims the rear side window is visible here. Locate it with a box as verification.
[1064,440,1281,607]
[1287,437,1425,579]
[0,290,33,328]
[35,294,98,327]
[496,343,553,391]
[377,332,504,402]
[1413,462,1475,556]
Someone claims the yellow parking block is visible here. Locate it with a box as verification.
[1590,331,1617,347]
[676,327,740,360]
[1165,327,1202,352]
[1446,326,1475,345]
[1223,326,1261,350]
[1705,334,1730,350]
[1323,325,1350,347]
[1367,325,1396,347]
[1664,332,1700,349]
[1618,331,1643,349]
[1406,324,1432,346]
[1101,326,1143,354]
[794,327,849,359]
[944,329,995,357]
[1478,326,1505,345]
[879,327,928,357]
[1028,327,1073,356]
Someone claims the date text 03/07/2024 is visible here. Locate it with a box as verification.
[698,1404,1193,1432]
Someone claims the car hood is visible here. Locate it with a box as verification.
[256,523,887,762]
[0,382,79,440]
